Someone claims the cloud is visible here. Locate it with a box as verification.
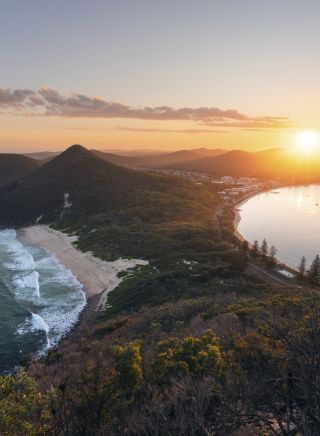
[0,88,36,107]
[117,126,228,134]
[0,87,293,129]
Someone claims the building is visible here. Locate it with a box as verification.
[220,176,234,184]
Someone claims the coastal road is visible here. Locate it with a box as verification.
[247,262,297,287]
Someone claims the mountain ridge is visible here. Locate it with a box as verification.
[0,144,216,229]
[0,154,40,187]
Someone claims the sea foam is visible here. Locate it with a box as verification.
[18,313,51,350]
[0,229,35,271]
[0,229,86,357]
[13,271,40,299]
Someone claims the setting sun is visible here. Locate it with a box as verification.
[296,131,319,154]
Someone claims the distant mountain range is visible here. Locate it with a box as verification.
[1,146,320,196]
[91,147,226,169]
[167,147,320,180]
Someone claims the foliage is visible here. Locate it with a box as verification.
[308,254,320,285]
[297,255,306,282]
[113,341,142,395]
[0,371,49,436]
[251,240,259,258]
[261,238,268,260]
[153,330,224,385]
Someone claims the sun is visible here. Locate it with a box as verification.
[296,131,319,154]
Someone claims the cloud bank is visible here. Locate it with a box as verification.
[0,87,292,129]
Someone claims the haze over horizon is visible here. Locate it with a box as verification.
[1,0,320,152]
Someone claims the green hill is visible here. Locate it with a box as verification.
[0,145,224,270]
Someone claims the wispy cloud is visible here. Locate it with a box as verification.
[0,87,293,129]
[117,126,228,134]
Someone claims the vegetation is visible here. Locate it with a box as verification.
[2,146,320,434]
[2,289,320,435]
[297,255,306,281]
[0,154,39,187]
[0,371,49,435]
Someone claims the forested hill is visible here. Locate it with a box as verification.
[0,153,40,186]
[0,144,218,240]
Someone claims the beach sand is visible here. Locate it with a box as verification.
[232,190,267,243]
[19,225,148,309]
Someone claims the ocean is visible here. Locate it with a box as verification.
[0,229,86,373]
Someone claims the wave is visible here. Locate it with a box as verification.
[0,228,87,367]
[35,255,83,288]
[31,313,49,334]
[35,252,86,347]
[17,312,51,350]
[13,271,40,299]
[0,229,35,271]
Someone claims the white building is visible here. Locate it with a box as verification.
[221,176,234,184]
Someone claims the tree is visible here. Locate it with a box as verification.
[0,371,49,435]
[261,239,268,261]
[308,254,320,285]
[297,256,306,282]
[152,330,224,386]
[251,240,259,258]
[113,340,142,395]
[241,240,249,254]
[267,245,277,269]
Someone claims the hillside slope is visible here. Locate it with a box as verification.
[0,154,40,186]
[0,145,217,230]
[22,151,60,160]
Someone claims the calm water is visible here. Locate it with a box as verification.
[0,229,86,373]
[237,185,320,270]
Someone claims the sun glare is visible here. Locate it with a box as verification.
[296,131,319,154]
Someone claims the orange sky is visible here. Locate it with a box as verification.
[0,112,306,153]
[1,1,320,153]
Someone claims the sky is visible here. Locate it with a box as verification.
[1,0,320,152]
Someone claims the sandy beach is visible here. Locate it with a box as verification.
[19,225,148,309]
[232,191,261,243]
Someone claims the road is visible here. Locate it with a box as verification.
[247,262,297,287]
[214,199,299,288]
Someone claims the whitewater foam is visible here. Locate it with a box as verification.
[13,271,40,299]
[34,251,86,346]
[0,229,86,360]
[17,313,51,350]
[0,229,35,271]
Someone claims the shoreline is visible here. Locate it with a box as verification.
[232,184,309,275]
[18,225,148,310]
[232,183,305,244]
[233,182,320,240]
[232,188,273,244]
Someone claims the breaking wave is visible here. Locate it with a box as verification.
[0,229,86,368]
